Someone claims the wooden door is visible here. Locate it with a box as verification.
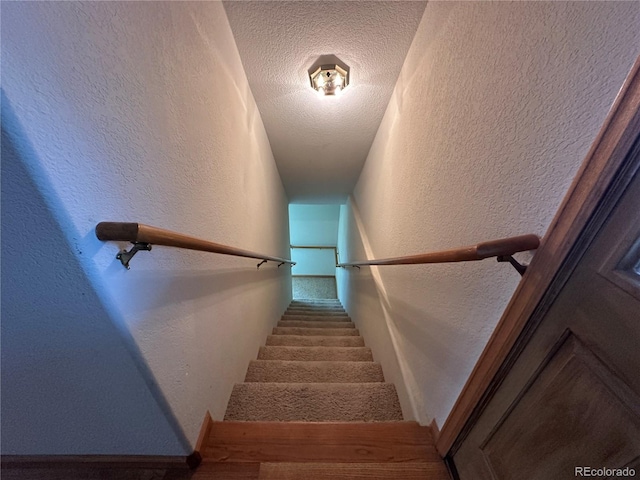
[452,141,640,479]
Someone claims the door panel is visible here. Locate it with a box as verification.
[481,333,640,480]
[453,151,640,479]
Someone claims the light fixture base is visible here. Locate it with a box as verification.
[309,62,350,96]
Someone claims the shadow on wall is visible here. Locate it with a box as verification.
[339,197,466,423]
[104,265,284,318]
[339,197,419,420]
[349,268,463,379]
[0,94,190,454]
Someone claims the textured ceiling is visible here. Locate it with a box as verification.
[223,1,427,203]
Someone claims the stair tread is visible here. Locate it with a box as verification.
[286,310,348,316]
[290,304,342,309]
[258,346,373,362]
[258,462,450,480]
[287,305,345,312]
[265,335,365,347]
[278,320,355,329]
[273,327,359,336]
[287,302,344,309]
[291,299,341,302]
[287,305,346,314]
[224,383,403,422]
[282,315,351,322]
[205,421,440,464]
[290,304,342,307]
[209,420,434,444]
[245,360,384,383]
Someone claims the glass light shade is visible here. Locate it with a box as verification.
[309,64,349,96]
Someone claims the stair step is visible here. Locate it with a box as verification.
[286,305,345,311]
[282,314,351,322]
[265,335,365,347]
[273,327,359,336]
[245,360,384,383]
[205,421,441,463]
[224,383,403,422]
[291,298,342,305]
[286,305,345,310]
[258,346,373,362]
[258,462,450,480]
[286,310,348,316]
[277,320,355,329]
[290,303,342,309]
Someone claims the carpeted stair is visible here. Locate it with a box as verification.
[224,298,403,422]
[193,299,451,479]
[245,360,384,383]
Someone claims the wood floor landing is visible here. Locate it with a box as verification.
[192,421,451,479]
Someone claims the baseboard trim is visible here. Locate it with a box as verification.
[444,454,461,480]
[1,412,214,474]
[429,418,441,444]
[189,410,213,468]
[0,454,191,469]
[1,455,193,480]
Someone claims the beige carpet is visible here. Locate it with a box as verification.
[258,345,373,362]
[245,360,384,383]
[292,277,337,299]
[264,334,365,347]
[224,299,403,422]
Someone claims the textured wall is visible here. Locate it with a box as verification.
[337,2,640,427]
[289,204,340,276]
[1,121,188,455]
[224,1,427,202]
[289,204,341,246]
[1,1,290,454]
[291,249,336,276]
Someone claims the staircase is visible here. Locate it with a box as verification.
[193,299,451,479]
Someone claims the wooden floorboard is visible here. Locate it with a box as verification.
[205,421,441,463]
[191,462,260,480]
[208,421,433,444]
[258,462,451,480]
[208,443,437,464]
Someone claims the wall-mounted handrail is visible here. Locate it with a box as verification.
[96,222,295,270]
[337,234,540,274]
[290,245,340,271]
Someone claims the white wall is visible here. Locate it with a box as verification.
[289,204,341,246]
[1,1,290,455]
[291,248,337,276]
[337,2,640,427]
[289,204,341,276]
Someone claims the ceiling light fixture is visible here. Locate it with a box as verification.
[309,62,349,96]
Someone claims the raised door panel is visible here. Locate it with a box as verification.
[481,333,640,479]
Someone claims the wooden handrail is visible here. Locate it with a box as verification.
[96,222,295,269]
[336,234,540,267]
